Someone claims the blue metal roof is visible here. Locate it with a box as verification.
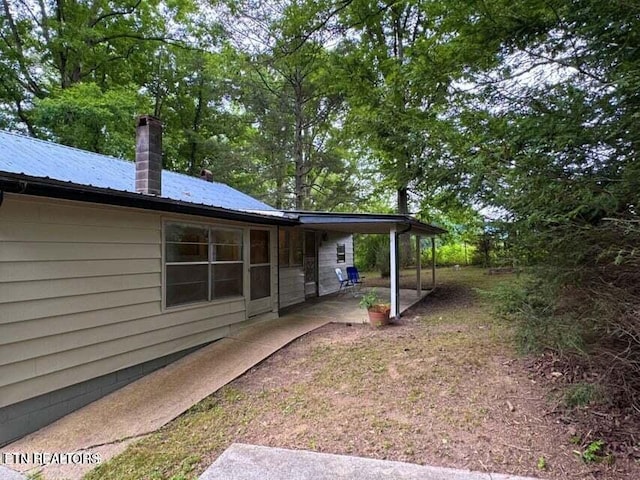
[0,130,277,213]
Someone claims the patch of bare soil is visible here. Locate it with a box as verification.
[525,351,640,463]
[197,276,640,479]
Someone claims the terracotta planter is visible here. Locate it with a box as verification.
[367,305,391,327]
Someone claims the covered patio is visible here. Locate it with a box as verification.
[282,286,432,324]
[287,211,447,319]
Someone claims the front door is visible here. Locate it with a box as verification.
[248,229,272,316]
[304,231,317,298]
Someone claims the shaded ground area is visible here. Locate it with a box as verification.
[86,268,640,480]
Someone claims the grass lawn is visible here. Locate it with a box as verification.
[85,267,638,480]
[361,266,494,290]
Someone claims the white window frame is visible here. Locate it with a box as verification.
[336,243,346,263]
[163,220,244,309]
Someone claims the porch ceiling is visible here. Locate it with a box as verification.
[286,211,446,236]
[300,221,405,234]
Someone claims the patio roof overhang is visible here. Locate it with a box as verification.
[284,211,446,236]
[286,210,445,321]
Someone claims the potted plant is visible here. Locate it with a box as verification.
[359,289,391,327]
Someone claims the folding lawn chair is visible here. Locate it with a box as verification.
[335,267,353,296]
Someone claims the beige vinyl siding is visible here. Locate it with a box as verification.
[0,242,158,261]
[317,232,354,296]
[1,327,229,408]
[278,266,305,308]
[0,259,160,282]
[0,303,159,345]
[0,308,245,396]
[1,288,160,324]
[0,273,160,304]
[0,194,270,409]
[0,299,246,365]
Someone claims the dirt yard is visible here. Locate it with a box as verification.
[86,268,640,480]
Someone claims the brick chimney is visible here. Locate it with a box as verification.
[200,168,214,182]
[135,115,162,195]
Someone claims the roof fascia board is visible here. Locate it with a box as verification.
[0,173,298,226]
[293,212,446,235]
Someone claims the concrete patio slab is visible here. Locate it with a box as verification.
[199,443,539,480]
[287,287,431,324]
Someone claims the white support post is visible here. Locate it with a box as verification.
[390,227,400,319]
[416,235,422,296]
[431,236,436,288]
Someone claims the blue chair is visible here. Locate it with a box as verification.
[346,266,365,294]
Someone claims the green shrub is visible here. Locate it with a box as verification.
[421,242,477,267]
[574,440,606,463]
[487,275,587,355]
[564,383,602,408]
[354,234,389,273]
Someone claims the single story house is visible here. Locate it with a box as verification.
[0,116,444,445]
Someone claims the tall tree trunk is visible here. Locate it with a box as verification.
[274,163,284,209]
[397,186,411,267]
[293,71,305,210]
[188,74,204,175]
[397,187,409,214]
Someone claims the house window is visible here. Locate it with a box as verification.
[278,228,303,267]
[165,222,243,308]
[337,243,346,263]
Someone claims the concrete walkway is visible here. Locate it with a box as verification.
[199,444,540,480]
